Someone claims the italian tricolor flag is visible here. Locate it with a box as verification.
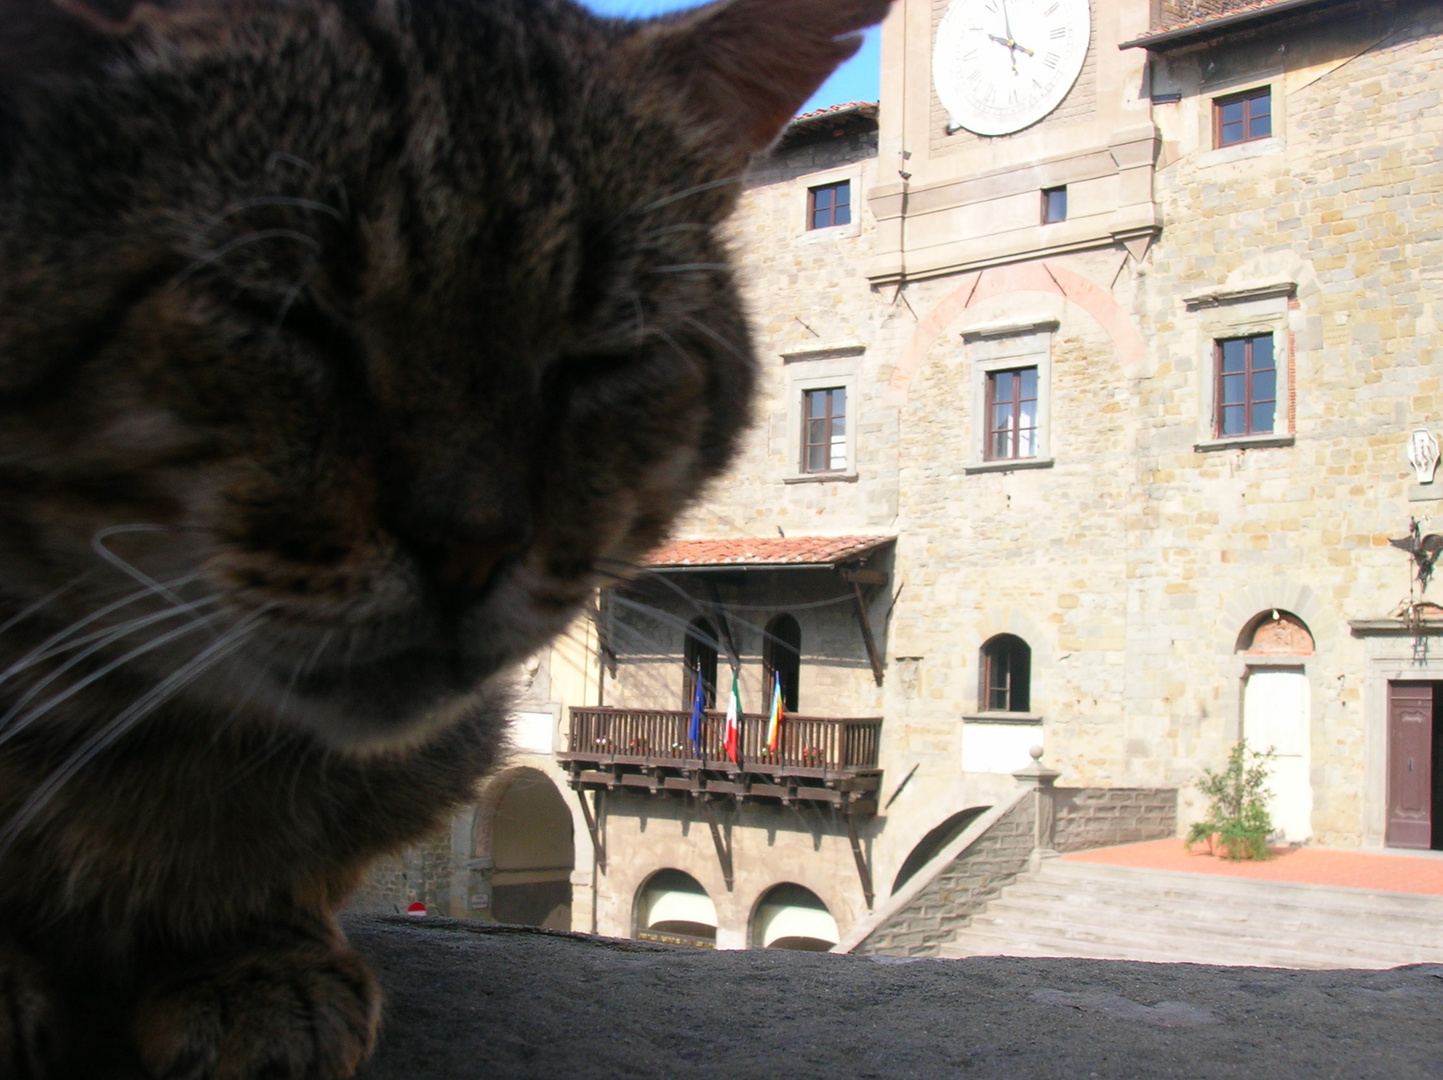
[723,668,742,764]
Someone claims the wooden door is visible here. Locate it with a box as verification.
[1387,682,1433,849]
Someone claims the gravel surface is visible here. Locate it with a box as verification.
[347,913,1443,1080]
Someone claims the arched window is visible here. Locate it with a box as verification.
[683,618,718,710]
[635,869,716,948]
[762,614,801,713]
[980,634,1031,712]
[750,883,838,951]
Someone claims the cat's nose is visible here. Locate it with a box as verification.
[434,535,524,602]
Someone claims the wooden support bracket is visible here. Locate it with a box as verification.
[577,789,607,874]
[851,582,885,687]
[699,796,735,891]
[845,812,875,909]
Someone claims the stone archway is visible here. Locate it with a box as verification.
[474,767,575,930]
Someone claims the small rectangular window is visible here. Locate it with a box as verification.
[1215,86,1271,148]
[808,180,851,230]
[802,387,846,473]
[1215,334,1276,437]
[1042,186,1067,224]
[985,367,1038,461]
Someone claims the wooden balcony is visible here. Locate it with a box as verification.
[557,706,883,815]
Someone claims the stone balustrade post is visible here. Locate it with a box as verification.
[1012,745,1061,872]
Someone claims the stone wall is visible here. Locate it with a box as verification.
[851,793,1036,957]
[1052,788,1178,854]
[347,826,454,917]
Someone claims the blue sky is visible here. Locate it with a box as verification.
[578,0,881,114]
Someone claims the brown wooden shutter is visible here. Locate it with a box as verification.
[1387,682,1433,849]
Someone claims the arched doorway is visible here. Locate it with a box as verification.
[634,869,716,948]
[750,883,839,951]
[683,618,719,710]
[891,807,990,894]
[762,614,801,713]
[487,768,575,930]
[1238,610,1314,843]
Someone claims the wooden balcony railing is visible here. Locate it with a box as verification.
[557,706,883,814]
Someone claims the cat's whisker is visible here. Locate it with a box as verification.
[639,174,744,214]
[199,196,347,237]
[264,151,316,176]
[172,229,323,286]
[677,314,752,366]
[647,263,733,275]
[8,595,224,680]
[90,526,208,621]
[0,571,210,690]
[0,571,97,641]
[0,608,225,744]
[0,609,266,857]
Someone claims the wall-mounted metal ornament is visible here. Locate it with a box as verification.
[1409,428,1440,484]
[1389,516,1443,589]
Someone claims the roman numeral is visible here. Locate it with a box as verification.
[1044,51,1061,69]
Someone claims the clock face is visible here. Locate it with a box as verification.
[934,0,1091,137]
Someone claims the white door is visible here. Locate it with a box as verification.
[1242,667,1312,842]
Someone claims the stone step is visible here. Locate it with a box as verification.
[973,893,1443,954]
[937,859,1443,969]
[939,928,1391,970]
[955,905,1443,967]
[986,880,1443,948]
[1038,859,1443,916]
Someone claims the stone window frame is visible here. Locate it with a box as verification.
[963,317,1057,474]
[1197,63,1285,169]
[793,162,864,243]
[1185,282,1296,453]
[781,344,863,483]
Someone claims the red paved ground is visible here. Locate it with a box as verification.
[1063,838,1443,896]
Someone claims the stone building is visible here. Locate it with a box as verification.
[359,0,1443,951]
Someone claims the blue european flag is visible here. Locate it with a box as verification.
[688,664,705,754]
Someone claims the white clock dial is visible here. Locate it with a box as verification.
[934,0,1091,137]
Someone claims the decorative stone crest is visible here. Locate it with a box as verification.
[1408,428,1439,484]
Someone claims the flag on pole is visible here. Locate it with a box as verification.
[765,672,784,755]
[687,663,705,755]
[723,667,742,764]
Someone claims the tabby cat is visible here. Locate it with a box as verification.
[0,0,891,1075]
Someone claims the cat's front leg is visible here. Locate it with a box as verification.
[0,938,61,1079]
[131,941,380,1080]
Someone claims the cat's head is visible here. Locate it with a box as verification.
[0,0,890,751]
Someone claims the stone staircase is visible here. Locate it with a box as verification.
[940,858,1443,969]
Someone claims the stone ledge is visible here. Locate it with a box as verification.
[348,914,1443,1080]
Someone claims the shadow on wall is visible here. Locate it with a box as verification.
[892,806,992,895]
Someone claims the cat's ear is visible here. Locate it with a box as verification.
[629,0,895,161]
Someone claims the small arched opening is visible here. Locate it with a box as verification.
[761,613,801,713]
[1238,609,1315,654]
[980,633,1031,712]
[634,869,716,948]
[683,618,718,710]
[891,806,990,894]
[750,883,839,952]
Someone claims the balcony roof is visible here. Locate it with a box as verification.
[644,535,895,571]
[1120,0,1346,51]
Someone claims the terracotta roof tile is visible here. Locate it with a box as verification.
[791,100,878,123]
[645,535,894,569]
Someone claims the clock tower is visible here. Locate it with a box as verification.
[867,0,1158,284]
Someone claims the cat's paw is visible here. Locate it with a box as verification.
[0,942,60,1079]
[132,946,380,1080]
